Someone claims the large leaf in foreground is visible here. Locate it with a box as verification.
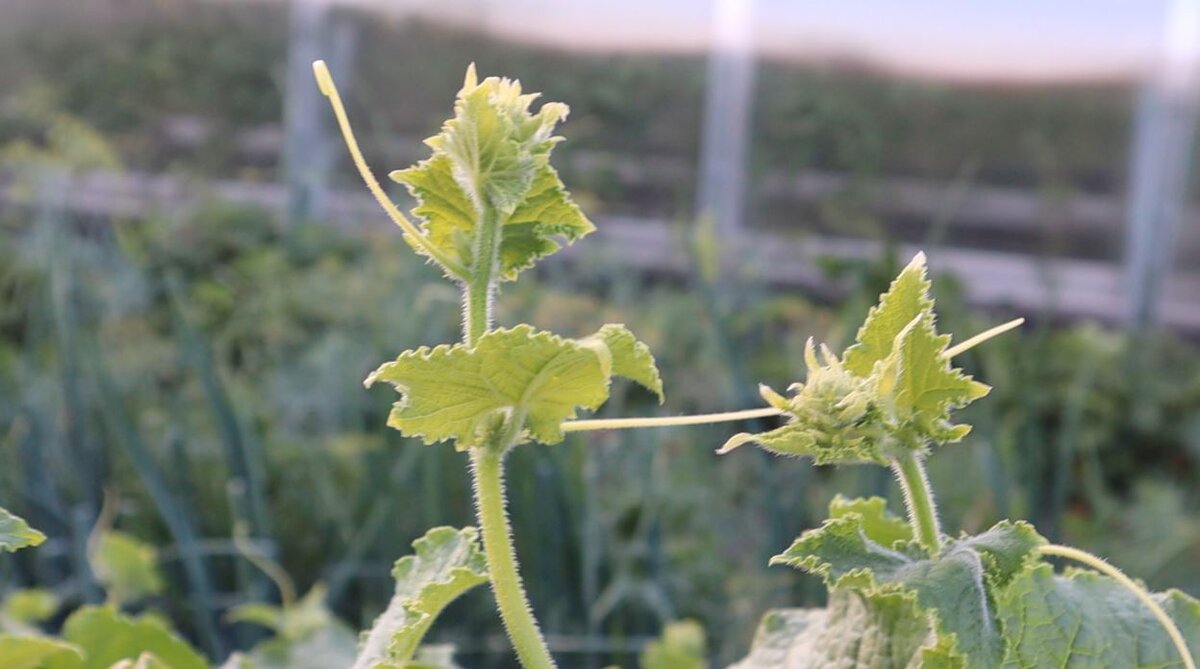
[0,507,45,552]
[997,564,1200,668]
[771,500,1044,668]
[46,607,207,669]
[730,592,957,669]
[366,324,661,447]
[0,634,83,669]
[352,526,488,669]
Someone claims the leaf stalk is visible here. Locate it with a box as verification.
[561,407,784,433]
[891,452,942,555]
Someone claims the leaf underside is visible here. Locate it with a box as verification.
[352,526,488,669]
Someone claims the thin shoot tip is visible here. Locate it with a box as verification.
[312,60,334,97]
[463,62,479,91]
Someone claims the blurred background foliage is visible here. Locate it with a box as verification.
[0,1,1198,667]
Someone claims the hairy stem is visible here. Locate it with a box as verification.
[459,193,555,667]
[1038,544,1196,669]
[561,407,784,433]
[472,445,557,669]
[463,200,500,345]
[891,452,942,555]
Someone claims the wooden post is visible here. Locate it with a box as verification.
[1125,0,1200,328]
[695,0,757,241]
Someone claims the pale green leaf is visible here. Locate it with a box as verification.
[641,620,707,669]
[718,342,887,464]
[92,531,164,606]
[730,593,959,669]
[828,496,913,549]
[772,501,1045,668]
[582,323,664,402]
[997,564,1200,668]
[1,507,46,553]
[233,585,358,669]
[46,607,207,669]
[389,66,591,281]
[882,314,990,422]
[240,625,358,669]
[843,252,934,377]
[499,164,594,280]
[353,526,488,669]
[0,634,84,669]
[366,324,660,447]
[3,589,59,625]
[410,644,462,669]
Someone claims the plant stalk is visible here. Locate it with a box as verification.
[471,445,557,669]
[461,196,557,667]
[891,452,942,555]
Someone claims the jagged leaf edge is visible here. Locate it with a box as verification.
[352,526,488,669]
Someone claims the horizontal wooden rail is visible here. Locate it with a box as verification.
[3,169,1199,332]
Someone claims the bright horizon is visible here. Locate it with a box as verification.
[350,0,1182,84]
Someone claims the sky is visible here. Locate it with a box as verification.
[351,0,1183,83]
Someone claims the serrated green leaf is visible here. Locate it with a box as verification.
[1,507,46,552]
[46,607,207,669]
[581,324,664,402]
[772,502,1045,668]
[829,496,913,548]
[499,164,593,280]
[92,531,164,606]
[389,66,592,281]
[881,314,990,421]
[353,527,488,669]
[843,252,934,377]
[725,258,990,462]
[641,620,707,669]
[0,634,84,669]
[366,324,661,448]
[997,564,1200,668]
